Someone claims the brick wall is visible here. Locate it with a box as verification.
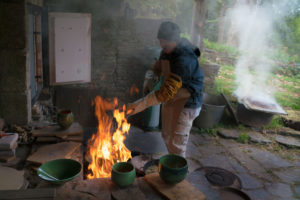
[46,0,164,126]
[0,0,30,125]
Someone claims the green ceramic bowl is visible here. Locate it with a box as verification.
[111,162,135,187]
[37,159,81,184]
[57,110,74,130]
[158,154,188,184]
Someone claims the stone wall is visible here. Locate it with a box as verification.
[0,0,30,125]
[45,0,164,126]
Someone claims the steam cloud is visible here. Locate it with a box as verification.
[227,0,284,111]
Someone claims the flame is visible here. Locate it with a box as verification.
[130,84,139,96]
[86,96,131,179]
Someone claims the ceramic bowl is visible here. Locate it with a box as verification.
[111,162,135,187]
[37,159,81,184]
[57,110,74,130]
[158,154,188,184]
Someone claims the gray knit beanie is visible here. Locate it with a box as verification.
[157,21,181,42]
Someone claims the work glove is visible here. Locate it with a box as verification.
[126,91,160,116]
[156,73,182,102]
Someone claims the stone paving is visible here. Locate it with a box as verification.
[185,128,300,200]
[125,125,300,199]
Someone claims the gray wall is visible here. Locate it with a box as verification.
[45,0,164,126]
[0,0,31,125]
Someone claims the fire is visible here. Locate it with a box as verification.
[130,84,139,96]
[86,96,131,179]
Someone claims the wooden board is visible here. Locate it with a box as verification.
[0,188,56,199]
[111,187,147,200]
[144,173,206,200]
[32,122,83,138]
[0,166,24,190]
[27,142,81,165]
[36,135,83,143]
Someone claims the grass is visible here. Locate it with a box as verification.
[204,39,239,56]
[212,64,237,95]
[203,40,300,111]
[262,116,285,130]
[237,133,250,144]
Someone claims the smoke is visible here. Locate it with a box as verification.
[227,0,287,108]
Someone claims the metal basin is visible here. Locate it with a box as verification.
[237,103,274,127]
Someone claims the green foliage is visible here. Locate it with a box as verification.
[180,32,191,41]
[204,39,239,56]
[197,127,218,136]
[275,92,300,110]
[199,56,208,65]
[237,133,250,144]
[273,145,282,152]
[262,116,285,130]
[212,64,237,95]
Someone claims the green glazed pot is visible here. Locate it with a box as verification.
[111,162,135,187]
[37,159,81,184]
[57,110,74,130]
[158,154,188,184]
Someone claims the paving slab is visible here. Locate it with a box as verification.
[242,146,293,169]
[186,170,221,200]
[244,188,275,200]
[229,159,248,174]
[294,184,300,199]
[279,127,300,138]
[227,147,274,182]
[196,142,226,156]
[237,173,263,189]
[266,182,293,199]
[218,138,243,149]
[186,137,203,159]
[276,135,300,148]
[124,126,168,154]
[247,131,272,144]
[273,168,300,184]
[217,128,240,139]
[197,154,235,172]
[189,132,211,146]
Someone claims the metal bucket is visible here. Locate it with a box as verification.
[194,93,226,129]
[237,103,274,127]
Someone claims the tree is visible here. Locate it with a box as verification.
[191,0,207,52]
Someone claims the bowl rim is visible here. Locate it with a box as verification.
[37,158,82,183]
[159,154,188,170]
[112,162,135,175]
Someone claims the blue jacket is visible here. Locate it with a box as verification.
[160,39,204,108]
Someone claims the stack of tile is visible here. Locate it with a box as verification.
[0,133,18,162]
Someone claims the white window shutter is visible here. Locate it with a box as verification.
[49,12,91,85]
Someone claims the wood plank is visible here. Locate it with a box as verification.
[144,173,206,200]
[32,122,83,138]
[27,142,81,165]
[111,187,147,200]
[36,135,83,143]
[0,188,56,199]
[0,166,24,190]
